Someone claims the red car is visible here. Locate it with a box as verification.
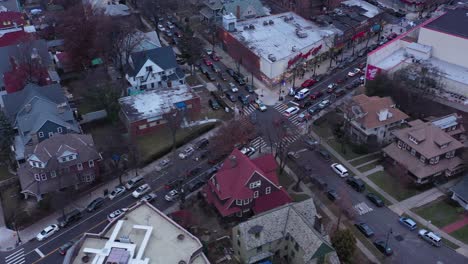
[310,91,323,100]
[387,32,398,40]
[203,58,213,66]
[211,53,220,61]
[301,79,317,88]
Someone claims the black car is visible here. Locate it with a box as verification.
[225,92,237,102]
[234,74,246,85]
[57,209,82,228]
[238,94,249,106]
[200,65,209,75]
[58,241,75,255]
[206,72,216,81]
[86,197,105,212]
[299,100,313,109]
[187,181,205,192]
[327,189,339,201]
[195,138,209,149]
[366,193,384,207]
[334,89,345,97]
[226,68,236,77]
[219,72,228,81]
[209,99,220,110]
[308,106,320,114]
[355,222,374,237]
[318,149,331,161]
[374,240,393,256]
[186,167,203,178]
[245,84,255,93]
[346,177,366,192]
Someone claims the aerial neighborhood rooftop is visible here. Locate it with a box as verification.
[0,1,468,264]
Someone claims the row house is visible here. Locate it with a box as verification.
[203,149,292,218]
[383,118,465,184]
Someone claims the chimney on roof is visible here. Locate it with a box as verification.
[229,155,237,168]
[236,5,241,19]
[313,214,323,234]
[377,109,389,122]
[31,133,39,145]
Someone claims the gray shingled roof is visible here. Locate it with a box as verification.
[127,46,178,76]
[0,40,51,88]
[223,0,266,19]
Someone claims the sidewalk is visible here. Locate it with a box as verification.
[308,128,468,257]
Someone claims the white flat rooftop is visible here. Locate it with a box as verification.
[342,0,381,18]
[374,48,409,70]
[73,202,208,264]
[230,12,338,62]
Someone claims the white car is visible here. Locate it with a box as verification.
[228,82,239,93]
[107,208,127,222]
[318,99,331,109]
[284,106,300,117]
[140,192,157,203]
[240,146,256,157]
[155,158,171,171]
[108,186,126,200]
[179,146,194,159]
[157,24,166,32]
[132,184,151,198]
[36,224,59,241]
[254,99,267,112]
[165,189,180,201]
[327,83,338,89]
[331,163,349,177]
[347,68,361,77]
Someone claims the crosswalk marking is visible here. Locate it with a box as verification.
[273,103,289,112]
[5,248,25,264]
[250,136,268,150]
[354,202,374,216]
[242,105,256,115]
[35,248,45,258]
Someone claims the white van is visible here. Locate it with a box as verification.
[418,229,441,247]
[125,175,144,189]
[294,88,310,100]
[331,163,349,177]
[284,106,300,117]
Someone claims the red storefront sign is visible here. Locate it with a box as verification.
[352,31,366,40]
[301,44,323,59]
[366,64,382,80]
[287,52,303,68]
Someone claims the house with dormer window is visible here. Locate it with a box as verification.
[203,149,291,218]
[125,46,185,95]
[383,116,465,184]
[2,83,80,162]
[343,94,408,145]
[17,133,102,201]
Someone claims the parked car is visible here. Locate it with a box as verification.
[253,99,267,112]
[327,189,340,201]
[317,99,331,109]
[195,138,209,149]
[187,181,205,192]
[233,74,246,85]
[297,112,312,122]
[225,92,236,102]
[327,82,338,92]
[298,100,313,109]
[348,68,361,77]
[165,178,183,190]
[132,184,151,198]
[331,163,349,177]
[355,222,374,237]
[304,136,318,149]
[284,106,300,117]
[418,229,441,247]
[210,53,220,61]
[86,197,105,212]
[399,217,417,230]
[211,64,220,73]
[140,192,157,203]
[226,68,236,77]
[203,58,212,66]
[310,91,323,100]
[179,146,194,159]
[199,65,209,75]
[334,89,346,97]
[346,177,366,192]
[57,209,82,228]
[209,99,221,110]
[245,84,255,93]
[109,186,126,200]
[107,208,127,222]
[58,241,75,255]
[165,189,180,201]
[366,193,384,207]
[186,166,203,178]
[318,149,331,161]
[219,72,228,81]
[36,224,60,241]
[228,82,239,93]
[125,175,144,189]
[206,72,216,81]
[308,105,320,114]
[155,158,171,171]
[301,79,317,88]
[238,94,249,106]
[374,240,393,256]
[240,146,256,157]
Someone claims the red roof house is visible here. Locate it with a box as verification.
[0,30,31,47]
[203,149,292,218]
[0,12,26,30]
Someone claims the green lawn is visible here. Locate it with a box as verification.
[0,164,13,181]
[291,193,310,202]
[327,138,362,160]
[350,153,381,166]
[357,161,380,173]
[137,123,217,164]
[367,170,420,201]
[311,123,333,139]
[412,198,464,228]
[451,225,468,244]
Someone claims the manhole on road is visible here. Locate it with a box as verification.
[394,235,404,241]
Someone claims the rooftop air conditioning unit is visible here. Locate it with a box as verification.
[263,21,268,26]
[268,54,276,62]
[249,24,255,29]
[269,20,274,25]
[296,31,308,38]
[243,25,249,30]
[292,46,297,52]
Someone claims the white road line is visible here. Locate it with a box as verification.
[7,259,25,264]
[5,249,24,260]
[5,254,24,264]
[34,248,45,258]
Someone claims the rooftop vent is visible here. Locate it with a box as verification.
[263,20,268,26]
[249,24,255,30]
[292,46,297,52]
[296,30,308,38]
[119,235,131,243]
[243,25,249,30]
[268,54,276,62]
[179,261,187,264]
[269,20,274,25]
[177,234,185,240]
